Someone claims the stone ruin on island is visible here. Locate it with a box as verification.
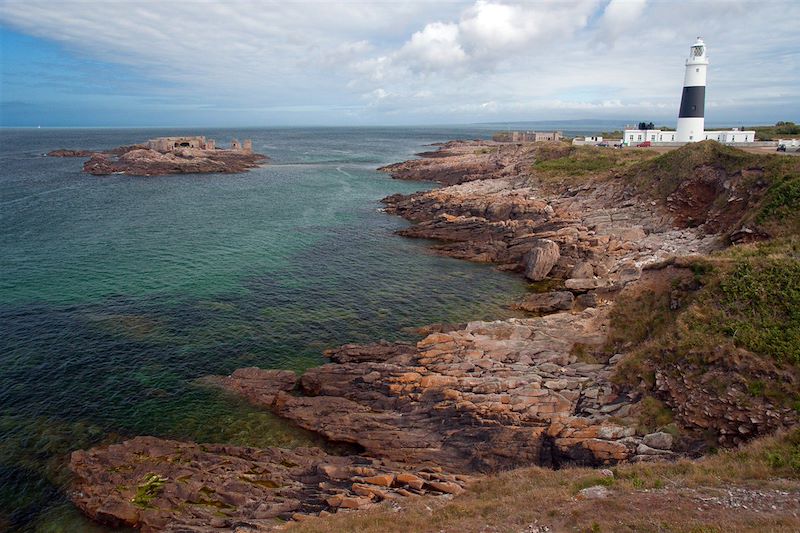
[145,136,253,154]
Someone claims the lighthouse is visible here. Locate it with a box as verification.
[676,37,709,143]
[623,37,755,146]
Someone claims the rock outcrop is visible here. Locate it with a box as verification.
[205,308,665,472]
[49,144,267,176]
[69,436,469,532]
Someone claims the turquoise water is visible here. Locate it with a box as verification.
[0,127,528,530]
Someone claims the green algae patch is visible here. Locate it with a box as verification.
[131,473,168,508]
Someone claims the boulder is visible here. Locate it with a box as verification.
[564,278,609,291]
[571,262,594,279]
[524,239,560,281]
[643,431,674,450]
[577,486,610,500]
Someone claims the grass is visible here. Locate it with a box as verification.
[289,430,800,533]
[757,172,800,235]
[751,121,800,140]
[622,141,759,202]
[711,257,800,364]
[609,239,800,436]
[530,145,654,188]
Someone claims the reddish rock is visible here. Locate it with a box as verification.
[512,291,574,314]
[69,436,465,532]
[198,367,297,408]
[524,239,560,281]
[49,143,267,176]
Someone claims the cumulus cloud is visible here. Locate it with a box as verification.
[397,22,467,72]
[382,1,599,75]
[0,0,798,125]
[597,0,648,45]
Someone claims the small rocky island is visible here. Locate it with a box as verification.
[48,136,267,176]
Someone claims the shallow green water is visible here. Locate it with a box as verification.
[0,127,527,530]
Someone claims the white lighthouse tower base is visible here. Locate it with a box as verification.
[676,117,705,143]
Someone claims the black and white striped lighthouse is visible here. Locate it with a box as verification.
[676,37,708,143]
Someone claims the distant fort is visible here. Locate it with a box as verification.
[492,131,563,143]
[145,136,253,154]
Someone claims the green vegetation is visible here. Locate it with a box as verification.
[611,238,800,426]
[758,173,800,234]
[623,140,758,201]
[752,121,800,140]
[530,145,655,188]
[711,258,800,364]
[131,473,167,507]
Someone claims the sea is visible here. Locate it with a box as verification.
[0,124,615,531]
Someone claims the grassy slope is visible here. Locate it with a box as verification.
[531,141,800,236]
[605,143,800,430]
[291,430,800,533]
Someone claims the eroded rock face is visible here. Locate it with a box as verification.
[652,352,798,447]
[207,307,649,473]
[69,436,469,532]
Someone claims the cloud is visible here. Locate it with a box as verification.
[382,1,599,75]
[397,22,467,72]
[597,0,648,45]
[0,0,798,125]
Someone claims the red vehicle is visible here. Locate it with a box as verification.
[636,141,652,147]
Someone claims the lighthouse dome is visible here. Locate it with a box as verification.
[687,37,708,65]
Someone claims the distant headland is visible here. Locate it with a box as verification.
[48,135,267,176]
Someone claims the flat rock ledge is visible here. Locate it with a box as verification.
[205,307,670,474]
[69,436,469,532]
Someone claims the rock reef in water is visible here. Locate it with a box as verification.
[48,141,267,176]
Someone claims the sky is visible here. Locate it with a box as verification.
[0,0,798,127]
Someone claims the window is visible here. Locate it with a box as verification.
[689,136,693,140]
[638,134,642,141]
[696,68,699,73]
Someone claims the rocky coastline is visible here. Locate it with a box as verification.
[67,139,799,531]
[48,144,267,176]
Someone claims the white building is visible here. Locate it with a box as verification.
[624,128,754,145]
[624,38,754,146]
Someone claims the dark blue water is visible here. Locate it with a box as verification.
[0,127,529,530]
